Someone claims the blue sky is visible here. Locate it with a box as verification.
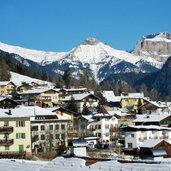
[0,0,171,52]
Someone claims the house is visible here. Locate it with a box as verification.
[0,96,18,109]
[121,125,171,150]
[134,113,171,126]
[20,87,59,107]
[139,100,168,114]
[0,81,16,95]
[60,93,99,113]
[120,92,147,113]
[139,139,171,159]
[0,108,32,158]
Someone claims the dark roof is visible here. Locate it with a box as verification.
[68,139,88,147]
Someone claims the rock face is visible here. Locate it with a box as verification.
[133,32,171,63]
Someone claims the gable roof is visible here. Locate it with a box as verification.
[139,139,171,148]
[139,139,165,148]
[0,81,15,86]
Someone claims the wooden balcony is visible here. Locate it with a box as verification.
[0,139,14,146]
[0,126,13,133]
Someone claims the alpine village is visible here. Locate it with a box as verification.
[1,32,171,167]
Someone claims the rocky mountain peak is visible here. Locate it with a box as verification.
[81,38,100,45]
[133,32,171,63]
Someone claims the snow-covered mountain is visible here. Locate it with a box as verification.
[133,32,171,63]
[0,37,164,82]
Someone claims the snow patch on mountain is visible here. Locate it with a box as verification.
[0,42,67,65]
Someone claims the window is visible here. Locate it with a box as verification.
[130,134,134,137]
[55,125,59,130]
[56,134,59,139]
[105,124,109,129]
[106,133,109,137]
[41,125,45,131]
[5,145,9,150]
[4,121,9,126]
[128,143,132,148]
[50,125,53,130]
[61,134,65,140]
[33,126,38,131]
[61,124,65,130]
[16,133,26,139]
[41,134,45,140]
[16,121,25,127]
[50,134,53,140]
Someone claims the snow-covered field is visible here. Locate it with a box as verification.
[10,72,54,87]
[0,157,171,171]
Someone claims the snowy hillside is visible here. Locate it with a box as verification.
[10,72,54,87]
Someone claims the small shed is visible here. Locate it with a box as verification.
[68,139,88,157]
[139,139,171,160]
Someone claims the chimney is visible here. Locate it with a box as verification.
[8,109,12,115]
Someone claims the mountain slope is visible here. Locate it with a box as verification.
[134,56,171,97]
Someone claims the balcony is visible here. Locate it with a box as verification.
[0,126,13,133]
[0,139,14,146]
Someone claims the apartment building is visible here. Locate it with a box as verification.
[0,109,32,157]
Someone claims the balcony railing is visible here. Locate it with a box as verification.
[0,126,13,133]
[0,139,14,146]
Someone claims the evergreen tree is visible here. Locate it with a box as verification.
[0,57,10,81]
[82,102,91,115]
[66,96,78,113]
[94,90,108,105]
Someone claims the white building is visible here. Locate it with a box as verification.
[78,112,118,144]
[122,125,171,149]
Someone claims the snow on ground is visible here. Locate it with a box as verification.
[10,72,54,87]
[0,157,171,171]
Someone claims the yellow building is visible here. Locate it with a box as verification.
[120,92,145,113]
[0,81,16,95]
[0,109,32,158]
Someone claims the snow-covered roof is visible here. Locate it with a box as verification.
[60,88,87,92]
[123,125,171,131]
[60,93,97,101]
[0,96,6,101]
[142,100,168,108]
[102,91,115,102]
[139,139,169,148]
[0,106,57,118]
[121,92,144,99]
[134,114,171,123]
[0,81,12,86]
[21,87,55,95]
